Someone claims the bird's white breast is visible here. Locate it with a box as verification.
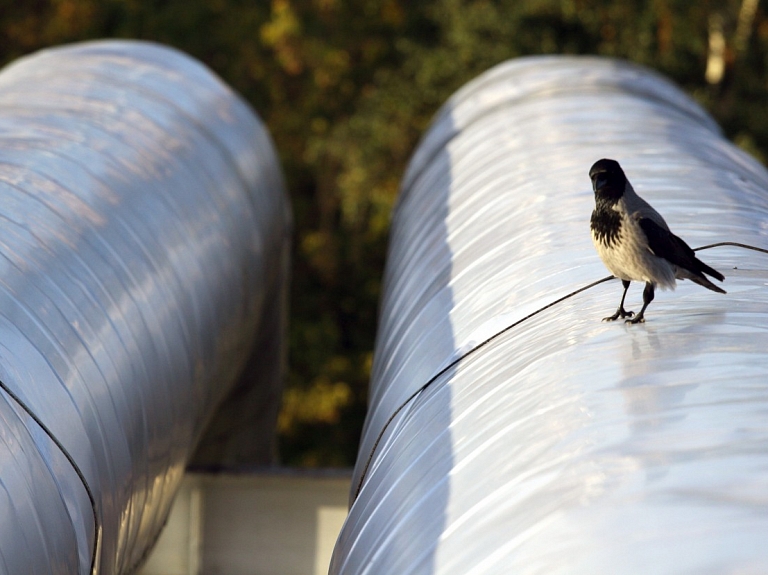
[592,200,677,290]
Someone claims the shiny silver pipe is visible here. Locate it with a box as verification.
[0,40,290,574]
[332,56,768,573]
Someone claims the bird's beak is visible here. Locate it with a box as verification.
[592,174,607,193]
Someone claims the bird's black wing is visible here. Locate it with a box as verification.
[638,217,697,268]
[638,217,725,282]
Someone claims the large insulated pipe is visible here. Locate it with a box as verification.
[0,41,290,574]
[331,57,768,573]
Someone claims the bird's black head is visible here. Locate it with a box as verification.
[589,158,626,203]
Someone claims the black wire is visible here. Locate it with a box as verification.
[694,241,768,255]
[352,240,767,502]
[0,379,101,575]
[352,273,615,500]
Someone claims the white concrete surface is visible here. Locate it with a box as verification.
[140,470,351,575]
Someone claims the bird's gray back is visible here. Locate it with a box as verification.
[621,182,668,229]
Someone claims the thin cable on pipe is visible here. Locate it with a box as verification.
[694,241,768,255]
[353,273,614,500]
[353,240,767,501]
[0,380,101,575]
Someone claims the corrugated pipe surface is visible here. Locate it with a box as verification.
[0,41,290,574]
[331,56,768,573]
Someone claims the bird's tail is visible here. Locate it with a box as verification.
[696,258,725,282]
[678,257,726,294]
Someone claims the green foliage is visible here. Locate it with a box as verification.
[2,0,767,466]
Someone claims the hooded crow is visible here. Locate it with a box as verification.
[589,158,725,324]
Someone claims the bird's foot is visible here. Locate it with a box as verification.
[625,314,645,325]
[602,308,634,322]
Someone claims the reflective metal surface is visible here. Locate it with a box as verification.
[331,56,768,573]
[0,41,290,574]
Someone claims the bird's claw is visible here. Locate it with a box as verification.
[602,308,634,322]
[625,315,645,325]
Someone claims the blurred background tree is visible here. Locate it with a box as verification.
[1,0,766,466]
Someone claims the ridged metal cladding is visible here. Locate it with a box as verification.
[0,41,290,574]
[331,56,768,574]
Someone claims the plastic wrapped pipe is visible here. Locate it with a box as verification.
[0,41,290,574]
[330,56,768,574]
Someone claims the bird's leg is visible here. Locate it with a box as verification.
[603,279,635,321]
[626,282,655,324]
